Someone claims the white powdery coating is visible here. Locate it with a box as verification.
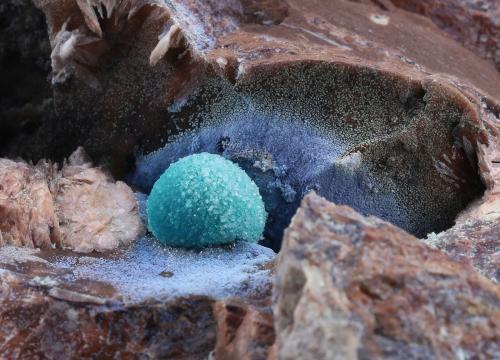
[52,236,275,303]
[0,246,48,265]
[0,193,274,303]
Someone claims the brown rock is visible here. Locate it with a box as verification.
[348,0,499,69]
[213,299,275,360]
[274,193,500,359]
[0,0,499,356]
[0,147,143,252]
[3,0,495,178]
[0,267,217,359]
[388,0,500,70]
[425,218,500,284]
[424,100,500,283]
[0,235,274,358]
[13,0,494,250]
[1,1,495,250]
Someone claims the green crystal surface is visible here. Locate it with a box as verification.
[147,153,267,247]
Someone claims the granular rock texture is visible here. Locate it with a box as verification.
[0,265,217,359]
[0,239,275,358]
[387,0,500,70]
[0,0,499,358]
[49,237,275,302]
[11,0,497,252]
[274,193,500,359]
[6,0,496,171]
[0,147,143,252]
[423,96,500,283]
[213,298,275,360]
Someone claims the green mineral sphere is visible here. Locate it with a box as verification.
[147,153,267,247]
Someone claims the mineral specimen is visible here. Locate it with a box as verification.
[3,0,495,254]
[274,193,500,359]
[0,0,498,358]
[0,236,275,358]
[147,153,267,247]
[0,147,143,252]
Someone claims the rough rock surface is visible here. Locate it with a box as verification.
[213,298,275,360]
[121,0,500,252]
[388,0,499,70]
[0,0,499,358]
[424,101,500,283]
[274,193,500,359]
[4,0,495,176]
[0,264,217,359]
[351,0,499,69]
[8,0,495,251]
[0,239,275,358]
[0,147,143,252]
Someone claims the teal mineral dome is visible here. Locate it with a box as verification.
[147,153,267,247]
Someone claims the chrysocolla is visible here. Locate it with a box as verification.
[147,153,267,247]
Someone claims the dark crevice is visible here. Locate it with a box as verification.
[0,0,54,156]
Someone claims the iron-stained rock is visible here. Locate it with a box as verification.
[274,193,500,359]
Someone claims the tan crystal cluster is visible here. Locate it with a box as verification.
[0,147,143,252]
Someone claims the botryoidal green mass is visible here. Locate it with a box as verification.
[147,153,267,247]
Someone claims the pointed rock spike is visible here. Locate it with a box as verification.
[149,24,181,66]
[76,0,103,37]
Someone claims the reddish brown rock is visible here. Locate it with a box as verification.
[0,238,275,358]
[0,266,217,359]
[0,0,498,358]
[2,0,495,177]
[0,158,60,249]
[349,0,499,69]
[0,147,143,252]
[213,299,275,360]
[9,0,493,250]
[388,0,500,70]
[424,96,500,283]
[274,193,500,359]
